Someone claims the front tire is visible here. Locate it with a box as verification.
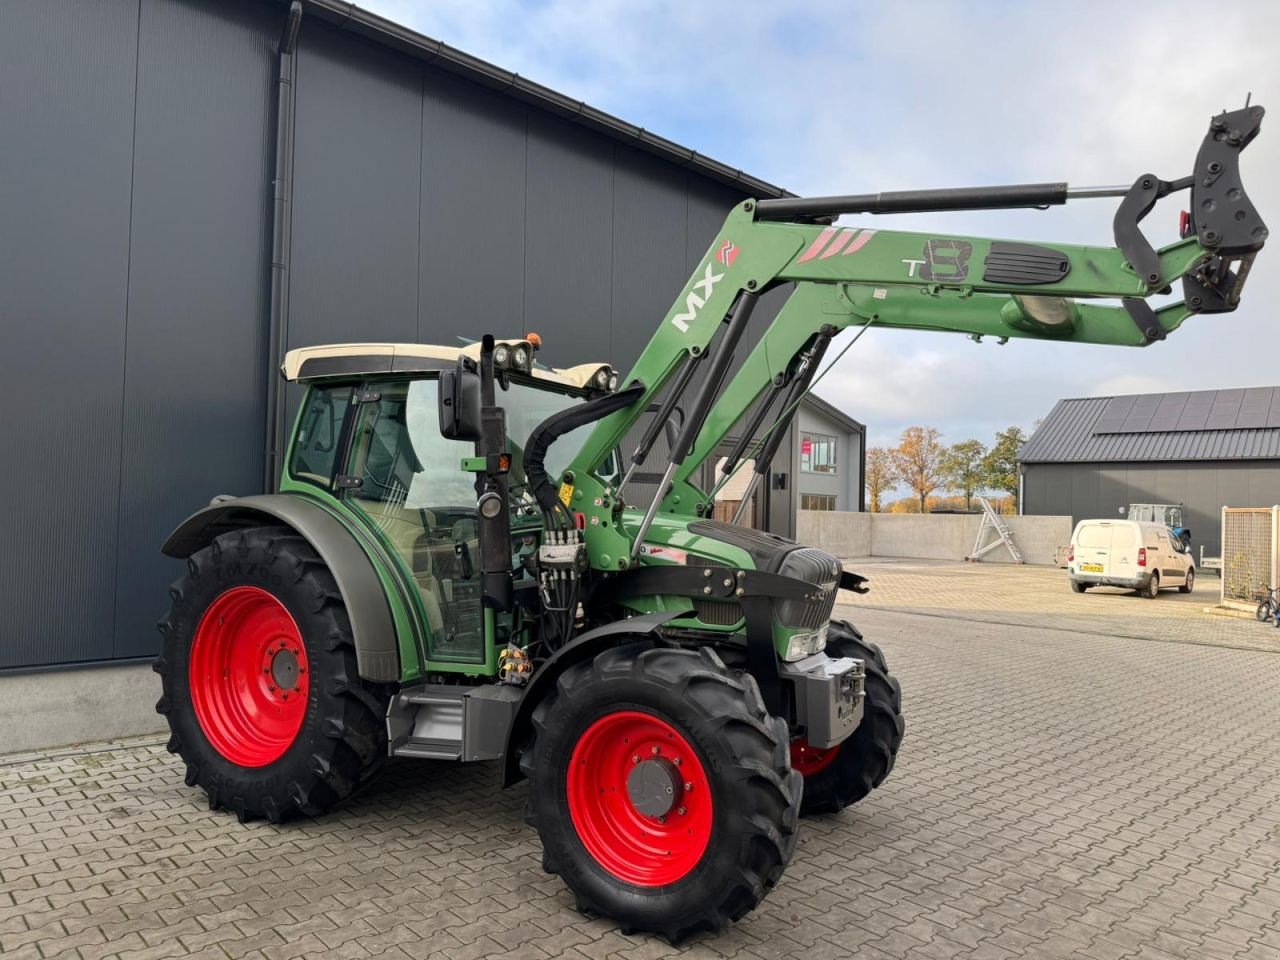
[1257,599,1274,623]
[1142,572,1161,599]
[155,525,391,822]
[522,643,801,942]
[1179,568,1195,594]
[795,621,905,816]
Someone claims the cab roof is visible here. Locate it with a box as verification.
[281,341,613,391]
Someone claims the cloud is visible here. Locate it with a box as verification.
[364,0,1280,455]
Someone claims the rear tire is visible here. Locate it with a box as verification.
[1179,568,1195,594]
[1142,572,1161,599]
[796,621,905,816]
[522,642,801,942]
[154,525,391,822]
[1257,599,1274,623]
[1070,580,1087,594]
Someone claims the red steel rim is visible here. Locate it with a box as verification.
[566,711,713,887]
[189,586,309,767]
[790,737,840,777]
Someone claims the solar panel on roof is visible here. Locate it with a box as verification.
[1093,395,1136,434]
[1148,392,1189,431]
[1206,389,1245,429]
[1238,387,1275,429]
[1177,392,1214,431]
[1118,394,1160,432]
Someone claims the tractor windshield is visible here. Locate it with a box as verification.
[353,377,606,515]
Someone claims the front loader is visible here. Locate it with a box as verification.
[155,105,1266,940]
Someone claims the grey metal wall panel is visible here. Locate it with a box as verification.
[418,70,527,340]
[112,0,277,659]
[523,114,615,364]
[1024,461,1280,559]
[289,21,422,348]
[609,152,691,363]
[0,0,139,668]
[0,0,781,669]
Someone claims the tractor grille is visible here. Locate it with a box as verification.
[774,548,841,630]
[691,598,743,626]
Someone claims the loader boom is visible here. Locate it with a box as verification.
[561,105,1267,566]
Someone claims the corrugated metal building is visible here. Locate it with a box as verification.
[1020,387,1280,559]
[0,0,802,673]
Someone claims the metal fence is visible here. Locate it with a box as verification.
[1221,506,1280,603]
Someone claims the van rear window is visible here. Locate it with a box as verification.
[1077,525,1111,549]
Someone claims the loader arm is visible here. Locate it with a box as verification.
[563,105,1267,569]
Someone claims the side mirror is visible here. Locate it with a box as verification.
[439,361,482,441]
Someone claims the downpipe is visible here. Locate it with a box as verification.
[263,1,303,492]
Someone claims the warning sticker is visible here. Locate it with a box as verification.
[558,482,574,508]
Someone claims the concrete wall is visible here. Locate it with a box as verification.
[0,664,165,756]
[797,510,1072,566]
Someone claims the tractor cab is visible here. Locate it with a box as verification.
[280,340,619,667]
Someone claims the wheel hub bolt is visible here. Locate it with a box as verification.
[677,806,686,815]
[684,782,693,791]
[651,746,660,755]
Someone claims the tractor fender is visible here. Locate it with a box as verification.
[161,494,399,682]
[500,610,684,787]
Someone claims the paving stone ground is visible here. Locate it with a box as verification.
[4,560,1280,959]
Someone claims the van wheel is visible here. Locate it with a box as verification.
[1179,569,1195,594]
[1141,572,1160,599]
[1070,580,1087,594]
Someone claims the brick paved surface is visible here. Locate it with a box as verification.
[4,561,1280,959]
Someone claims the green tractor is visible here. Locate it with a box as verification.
[155,106,1265,939]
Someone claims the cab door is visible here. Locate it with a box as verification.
[341,378,488,665]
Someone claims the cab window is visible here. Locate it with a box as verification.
[289,385,354,488]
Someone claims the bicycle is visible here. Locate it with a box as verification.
[1255,586,1279,624]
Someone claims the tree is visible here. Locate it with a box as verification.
[941,439,987,512]
[890,426,946,513]
[864,447,896,512]
[982,426,1027,510]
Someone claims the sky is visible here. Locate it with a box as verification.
[364,0,1279,454]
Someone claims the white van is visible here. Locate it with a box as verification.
[1068,519,1195,598]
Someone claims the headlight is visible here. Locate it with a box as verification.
[493,344,510,367]
[607,372,619,391]
[478,492,503,518]
[782,624,828,661]
[512,345,530,370]
[594,367,610,388]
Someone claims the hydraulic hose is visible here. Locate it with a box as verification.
[524,384,646,515]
